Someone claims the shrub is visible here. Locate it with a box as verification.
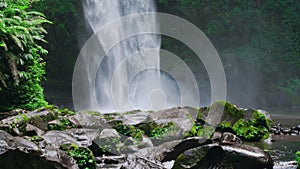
[0,0,50,111]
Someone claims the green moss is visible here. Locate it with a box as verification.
[219,121,231,129]
[110,121,144,141]
[197,107,206,121]
[98,137,121,153]
[211,100,243,118]
[85,111,103,116]
[59,108,75,116]
[60,143,96,169]
[103,114,114,121]
[30,136,44,145]
[47,119,74,131]
[185,122,214,138]
[147,122,177,139]
[296,151,300,168]
[185,122,202,137]
[232,117,269,141]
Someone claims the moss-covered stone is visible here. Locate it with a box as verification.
[30,136,44,145]
[199,100,243,128]
[60,143,96,169]
[47,119,74,131]
[97,137,122,154]
[195,101,270,141]
[232,110,270,141]
[185,122,214,139]
[138,121,177,139]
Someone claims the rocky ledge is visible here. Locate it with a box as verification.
[0,101,275,169]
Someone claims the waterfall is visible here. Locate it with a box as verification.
[82,0,177,112]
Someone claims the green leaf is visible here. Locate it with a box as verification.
[9,34,24,51]
[0,41,5,47]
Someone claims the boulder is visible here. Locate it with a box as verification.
[173,140,273,169]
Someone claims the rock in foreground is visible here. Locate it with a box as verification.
[0,102,274,169]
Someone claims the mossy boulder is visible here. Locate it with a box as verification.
[60,143,96,169]
[198,100,243,127]
[196,100,271,141]
[232,110,270,141]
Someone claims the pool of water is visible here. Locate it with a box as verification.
[246,135,300,169]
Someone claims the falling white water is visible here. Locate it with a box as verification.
[82,0,181,112]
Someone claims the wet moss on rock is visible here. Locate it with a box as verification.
[60,143,96,169]
[232,110,270,141]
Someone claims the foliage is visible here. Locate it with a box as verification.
[232,111,270,141]
[219,121,231,131]
[30,135,43,145]
[186,122,202,137]
[186,123,214,139]
[296,151,300,168]
[140,121,177,139]
[156,0,300,106]
[0,0,50,111]
[98,137,121,154]
[110,121,144,140]
[209,100,243,118]
[32,0,83,103]
[278,78,300,94]
[47,118,74,131]
[60,143,96,169]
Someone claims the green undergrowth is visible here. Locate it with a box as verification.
[195,100,271,141]
[97,137,122,154]
[138,121,177,139]
[47,118,74,131]
[110,121,144,140]
[30,136,43,145]
[296,151,300,168]
[232,110,270,141]
[110,120,178,141]
[60,143,96,169]
[185,122,214,138]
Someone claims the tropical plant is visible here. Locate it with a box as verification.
[0,0,50,111]
[296,151,300,168]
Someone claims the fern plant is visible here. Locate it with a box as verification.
[0,0,51,111]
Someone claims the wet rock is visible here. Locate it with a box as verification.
[68,112,107,129]
[173,142,273,169]
[163,137,211,162]
[100,129,120,139]
[116,111,150,125]
[281,128,291,134]
[0,149,67,169]
[274,161,298,169]
[211,131,222,141]
[0,105,281,169]
[26,124,45,136]
[44,146,78,169]
[0,140,9,155]
[0,130,71,169]
[274,130,280,135]
[147,107,196,136]
[42,129,98,148]
[257,109,272,121]
[139,135,153,148]
[0,109,27,121]
[291,130,299,134]
[27,110,59,130]
[220,132,242,145]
